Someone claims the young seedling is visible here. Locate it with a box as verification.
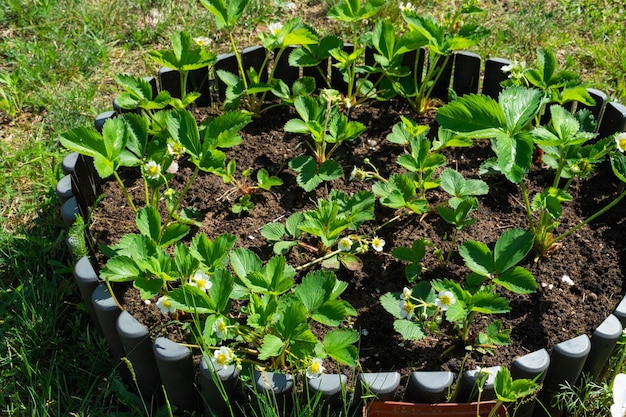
[285,93,365,191]
[218,160,283,213]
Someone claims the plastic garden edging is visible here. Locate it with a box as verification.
[56,46,626,417]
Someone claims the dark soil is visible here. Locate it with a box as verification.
[90,100,626,382]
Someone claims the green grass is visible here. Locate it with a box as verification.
[1,0,625,415]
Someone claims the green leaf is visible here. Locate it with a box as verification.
[295,270,335,312]
[493,229,534,273]
[199,0,249,29]
[611,151,626,184]
[260,222,286,241]
[191,233,237,272]
[59,126,106,159]
[273,241,298,255]
[290,155,321,192]
[493,131,534,184]
[264,256,296,294]
[494,367,541,403]
[436,94,507,137]
[380,292,402,318]
[293,95,319,123]
[169,285,214,313]
[439,168,488,200]
[493,266,537,294]
[318,160,343,180]
[469,292,510,314]
[100,256,141,282]
[284,118,310,134]
[476,321,511,352]
[121,113,149,161]
[459,240,494,276]
[160,223,190,247]
[258,334,284,360]
[393,319,427,340]
[256,168,283,190]
[314,300,350,326]
[292,77,316,97]
[210,268,234,313]
[392,239,427,264]
[135,207,161,243]
[167,109,202,158]
[322,329,359,366]
[202,111,251,149]
[285,212,304,237]
[499,87,544,134]
[134,276,164,299]
[339,253,362,271]
[405,263,422,283]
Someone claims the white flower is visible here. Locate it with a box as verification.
[399,2,416,12]
[306,358,325,379]
[167,142,185,156]
[615,133,626,153]
[212,346,235,370]
[194,36,212,47]
[400,287,412,300]
[190,270,212,292]
[166,160,179,174]
[501,64,513,73]
[338,237,353,252]
[399,300,415,320]
[156,296,176,315]
[349,166,367,181]
[371,236,385,252]
[349,166,358,181]
[561,275,575,286]
[435,290,457,311]
[268,22,283,36]
[213,317,227,339]
[611,373,626,417]
[283,1,297,11]
[144,160,161,180]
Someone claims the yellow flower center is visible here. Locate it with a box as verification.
[217,320,227,333]
[147,165,159,176]
[196,278,207,288]
[440,294,453,306]
[403,301,414,313]
[163,299,171,308]
[619,138,626,151]
[216,353,228,365]
[309,361,321,374]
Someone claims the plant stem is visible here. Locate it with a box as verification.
[295,248,342,271]
[180,70,189,102]
[113,171,137,213]
[229,31,249,91]
[519,180,535,234]
[104,278,124,311]
[444,228,459,266]
[161,165,200,236]
[259,47,284,106]
[552,187,626,244]
[420,54,451,112]
[448,351,470,402]
[487,401,505,417]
